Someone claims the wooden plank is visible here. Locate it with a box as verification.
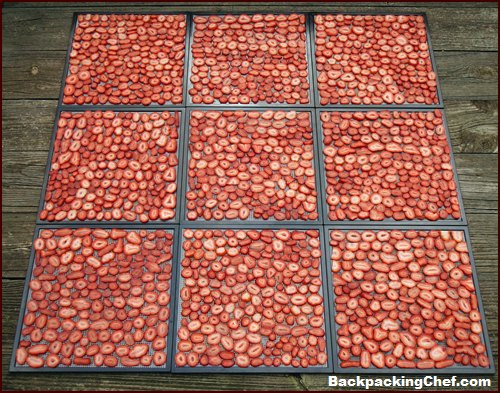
[4,2,498,9]
[1,280,302,391]
[455,154,499,215]
[2,370,300,390]
[2,209,497,279]
[468,215,499,264]
[2,151,497,213]
[2,370,298,391]
[445,101,498,154]
[1,51,65,101]
[1,100,57,152]
[436,52,498,101]
[2,50,498,100]
[2,214,36,279]
[2,99,497,153]
[2,7,497,52]
[1,151,46,213]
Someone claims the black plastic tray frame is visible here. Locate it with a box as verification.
[322,225,495,375]
[185,12,317,108]
[315,108,467,227]
[178,106,325,225]
[309,12,444,110]
[59,12,192,110]
[35,107,186,226]
[170,224,334,373]
[10,225,181,372]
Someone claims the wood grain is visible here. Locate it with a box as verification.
[435,52,498,100]
[4,2,499,9]
[445,101,498,153]
[1,100,57,152]
[1,51,66,101]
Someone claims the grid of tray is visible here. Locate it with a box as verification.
[186,13,316,107]
[171,225,334,373]
[59,13,192,109]
[36,108,186,225]
[178,108,326,225]
[310,13,444,109]
[315,108,467,226]
[11,11,493,375]
[11,226,180,372]
[323,226,495,374]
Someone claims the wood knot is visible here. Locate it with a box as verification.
[31,65,39,75]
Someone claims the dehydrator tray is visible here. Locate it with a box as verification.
[35,108,186,225]
[170,225,334,373]
[178,107,326,225]
[59,13,191,109]
[323,225,495,375]
[310,12,444,109]
[10,226,180,372]
[315,108,467,227]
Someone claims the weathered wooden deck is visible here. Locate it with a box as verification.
[2,2,498,390]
